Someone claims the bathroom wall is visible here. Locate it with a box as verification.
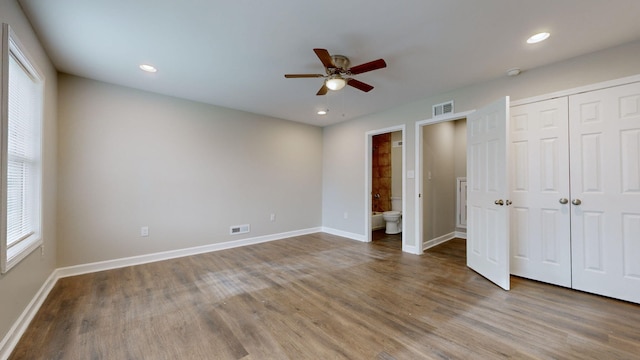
[371,133,391,212]
[391,131,402,200]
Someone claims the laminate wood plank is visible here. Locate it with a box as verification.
[10,233,640,359]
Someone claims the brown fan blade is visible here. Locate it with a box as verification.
[347,78,374,92]
[313,48,334,69]
[284,74,325,78]
[349,59,387,75]
[316,83,328,96]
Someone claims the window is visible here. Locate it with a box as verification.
[1,24,44,273]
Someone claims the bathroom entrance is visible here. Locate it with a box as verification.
[366,126,405,247]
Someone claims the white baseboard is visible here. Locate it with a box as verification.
[423,231,457,251]
[57,227,323,278]
[455,231,467,240]
[321,227,367,242]
[402,244,422,255]
[0,270,58,360]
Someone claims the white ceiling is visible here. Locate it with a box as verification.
[18,0,640,127]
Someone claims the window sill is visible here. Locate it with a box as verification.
[2,234,42,274]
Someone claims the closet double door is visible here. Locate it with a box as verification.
[509,81,640,303]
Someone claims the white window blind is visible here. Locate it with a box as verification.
[7,52,38,249]
[1,23,43,273]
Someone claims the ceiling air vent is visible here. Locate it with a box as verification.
[433,100,454,117]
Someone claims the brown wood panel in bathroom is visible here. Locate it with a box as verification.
[372,133,391,212]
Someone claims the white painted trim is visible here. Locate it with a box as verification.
[364,125,406,248]
[414,110,474,254]
[423,232,457,251]
[402,243,421,255]
[321,227,367,242]
[57,227,322,278]
[455,231,467,240]
[0,270,58,360]
[510,74,640,107]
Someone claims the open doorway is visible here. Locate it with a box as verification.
[365,125,405,249]
[415,111,473,254]
[416,99,511,290]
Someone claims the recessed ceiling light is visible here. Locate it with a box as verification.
[317,109,328,115]
[527,32,550,44]
[139,64,157,73]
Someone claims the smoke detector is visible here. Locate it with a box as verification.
[507,68,521,77]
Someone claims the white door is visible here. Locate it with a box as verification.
[467,97,510,290]
[509,98,572,287]
[570,81,640,303]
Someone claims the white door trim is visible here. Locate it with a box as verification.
[365,125,406,247]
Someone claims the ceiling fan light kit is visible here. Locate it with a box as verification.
[326,75,347,91]
[284,48,387,96]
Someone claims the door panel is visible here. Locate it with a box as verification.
[509,98,571,287]
[570,81,640,303]
[467,97,510,290]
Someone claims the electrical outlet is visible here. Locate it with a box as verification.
[270,213,276,222]
[140,226,149,237]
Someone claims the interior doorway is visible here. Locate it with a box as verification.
[365,125,405,248]
[415,111,473,254]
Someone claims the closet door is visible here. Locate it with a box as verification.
[509,98,571,287]
[570,81,640,304]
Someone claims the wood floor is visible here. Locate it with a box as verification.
[10,231,640,359]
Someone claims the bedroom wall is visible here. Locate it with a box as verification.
[57,74,323,266]
[0,0,58,351]
[322,40,640,252]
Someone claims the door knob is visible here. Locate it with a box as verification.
[572,199,582,206]
[559,198,569,204]
[494,199,504,206]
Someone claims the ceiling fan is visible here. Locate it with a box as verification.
[284,48,387,95]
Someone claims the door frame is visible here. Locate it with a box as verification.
[365,125,406,246]
[414,110,474,254]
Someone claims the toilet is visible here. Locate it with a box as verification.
[382,197,402,234]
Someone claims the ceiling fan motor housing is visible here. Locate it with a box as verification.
[330,55,350,71]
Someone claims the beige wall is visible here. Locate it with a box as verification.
[322,40,640,251]
[453,120,467,180]
[0,0,58,348]
[57,75,323,266]
[422,122,456,240]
